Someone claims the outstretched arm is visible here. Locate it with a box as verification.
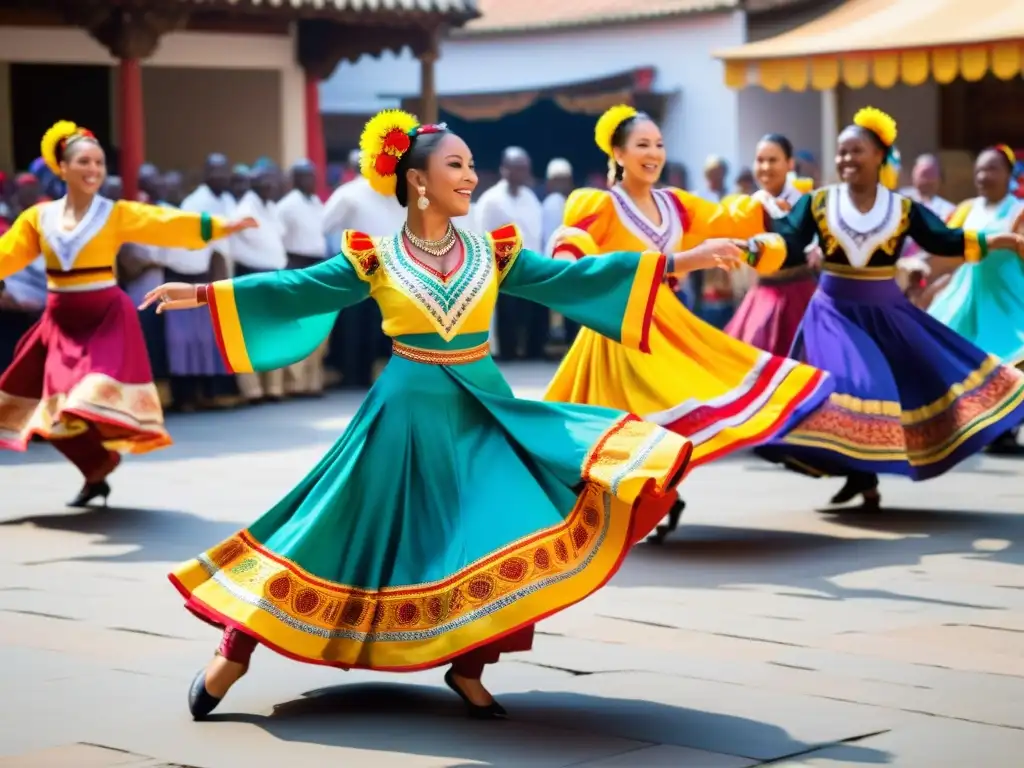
[0,209,42,282]
[114,200,256,250]
[141,254,370,373]
[907,200,1024,261]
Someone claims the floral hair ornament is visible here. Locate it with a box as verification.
[359,109,421,196]
[40,120,96,176]
[853,107,901,190]
[413,123,448,137]
[595,104,639,186]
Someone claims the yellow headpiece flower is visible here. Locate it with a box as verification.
[594,104,638,158]
[359,109,422,197]
[41,120,93,176]
[853,106,897,148]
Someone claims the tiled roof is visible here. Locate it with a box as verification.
[187,0,478,18]
[458,0,740,35]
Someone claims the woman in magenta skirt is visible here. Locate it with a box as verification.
[0,120,254,506]
[725,134,818,355]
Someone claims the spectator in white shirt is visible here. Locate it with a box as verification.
[899,154,957,262]
[322,167,404,388]
[230,166,288,403]
[476,147,548,360]
[541,158,580,345]
[278,160,329,396]
[164,157,239,411]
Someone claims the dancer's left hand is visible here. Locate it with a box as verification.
[989,232,1024,258]
[139,282,201,313]
[223,217,259,235]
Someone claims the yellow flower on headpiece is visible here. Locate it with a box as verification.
[40,120,81,175]
[359,109,421,197]
[594,104,638,158]
[853,106,897,148]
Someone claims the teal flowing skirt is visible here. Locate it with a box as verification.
[928,249,1024,369]
[171,345,690,672]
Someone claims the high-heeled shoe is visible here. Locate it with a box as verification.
[444,668,507,720]
[67,480,110,508]
[188,668,222,720]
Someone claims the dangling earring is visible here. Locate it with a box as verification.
[417,186,429,211]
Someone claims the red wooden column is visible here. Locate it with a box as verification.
[304,71,330,201]
[118,58,145,201]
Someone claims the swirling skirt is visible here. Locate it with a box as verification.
[171,348,690,671]
[544,285,832,467]
[0,286,169,453]
[756,273,1024,479]
[725,271,817,357]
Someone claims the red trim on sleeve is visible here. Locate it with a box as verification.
[205,286,235,374]
[664,192,689,232]
[639,253,667,353]
[559,242,585,260]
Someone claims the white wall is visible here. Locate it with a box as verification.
[321,12,748,184]
[736,88,821,171]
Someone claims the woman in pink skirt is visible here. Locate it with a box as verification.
[725,134,817,356]
[0,120,254,507]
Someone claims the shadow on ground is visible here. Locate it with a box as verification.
[213,682,893,765]
[0,505,238,564]
[620,505,1023,608]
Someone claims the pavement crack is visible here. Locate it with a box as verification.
[2,608,77,621]
[768,661,816,672]
[945,622,1024,634]
[107,625,190,640]
[751,729,891,764]
[514,660,597,676]
[596,613,679,631]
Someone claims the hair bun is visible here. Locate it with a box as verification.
[594,104,638,158]
[359,109,421,196]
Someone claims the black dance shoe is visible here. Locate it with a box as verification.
[188,668,222,720]
[67,480,110,508]
[444,668,507,720]
[648,498,686,544]
[830,474,880,507]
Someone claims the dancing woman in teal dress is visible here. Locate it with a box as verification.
[927,146,1024,453]
[142,109,759,720]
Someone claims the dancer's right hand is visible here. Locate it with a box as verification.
[671,238,745,274]
[139,282,201,313]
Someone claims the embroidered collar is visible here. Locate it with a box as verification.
[40,196,115,271]
[379,228,492,340]
[610,186,680,251]
[826,184,903,268]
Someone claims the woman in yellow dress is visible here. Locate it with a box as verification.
[545,106,833,540]
[0,121,255,506]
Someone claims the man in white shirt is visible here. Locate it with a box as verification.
[278,160,329,396]
[476,147,547,360]
[540,158,579,345]
[164,156,239,411]
[230,166,288,403]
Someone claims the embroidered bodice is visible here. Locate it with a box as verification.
[339,225,521,343]
[777,185,979,275]
[554,186,769,262]
[0,197,225,292]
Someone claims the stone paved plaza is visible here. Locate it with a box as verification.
[2,363,1022,767]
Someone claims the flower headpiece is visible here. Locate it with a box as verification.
[594,104,638,158]
[359,110,449,196]
[853,107,900,190]
[40,120,96,176]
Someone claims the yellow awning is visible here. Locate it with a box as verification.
[716,0,1024,91]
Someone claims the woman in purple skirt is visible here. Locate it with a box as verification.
[756,107,1024,509]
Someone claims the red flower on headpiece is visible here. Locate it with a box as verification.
[374,153,398,176]
[382,129,411,155]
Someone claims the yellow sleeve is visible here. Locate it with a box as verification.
[113,200,227,250]
[0,208,42,281]
[551,188,612,258]
[674,189,769,248]
[946,201,973,228]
